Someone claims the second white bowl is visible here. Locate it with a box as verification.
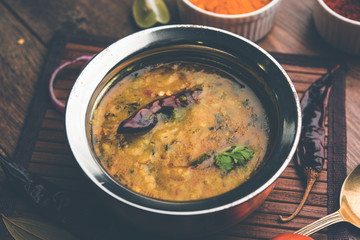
[176,0,282,42]
[313,0,360,55]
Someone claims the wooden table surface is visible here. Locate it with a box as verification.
[1,0,360,239]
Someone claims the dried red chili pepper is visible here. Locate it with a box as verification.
[279,64,341,222]
[117,88,202,134]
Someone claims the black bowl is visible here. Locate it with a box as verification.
[65,25,301,237]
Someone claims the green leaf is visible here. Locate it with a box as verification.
[1,214,78,240]
[232,145,246,152]
[132,0,170,29]
[215,145,254,172]
[241,148,254,160]
[232,152,246,165]
[215,155,233,172]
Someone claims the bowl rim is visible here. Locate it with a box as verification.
[317,0,360,26]
[179,0,281,19]
[65,24,301,216]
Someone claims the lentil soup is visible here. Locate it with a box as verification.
[91,62,269,201]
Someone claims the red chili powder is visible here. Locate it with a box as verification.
[188,0,272,15]
[323,0,360,21]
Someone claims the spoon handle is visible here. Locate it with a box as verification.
[295,210,344,236]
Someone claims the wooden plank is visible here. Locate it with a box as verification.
[281,165,327,182]
[288,158,328,171]
[0,6,46,239]
[0,4,46,154]
[244,212,326,232]
[274,178,327,194]
[2,0,141,43]
[287,72,324,83]
[293,81,315,93]
[34,141,72,154]
[65,43,104,54]
[257,200,327,219]
[345,74,360,173]
[53,72,80,84]
[31,151,76,166]
[37,129,67,142]
[44,109,63,120]
[281,64,328,74]
[54,79,77,89]
[40,119,65,131]
[258,0,317,55]
[63,47,101,60]
[266,189,327,206]
[53,88,71,100]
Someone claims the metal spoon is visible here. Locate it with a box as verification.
[295,164,360,236]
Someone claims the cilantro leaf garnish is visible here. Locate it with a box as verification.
[214,145,253,172]
[215,155,233,171]
[190,145,254,173]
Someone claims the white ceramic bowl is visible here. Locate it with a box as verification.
[176,0,282,42]
[313,0,360,55]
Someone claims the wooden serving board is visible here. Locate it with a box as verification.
[1,33,348,240]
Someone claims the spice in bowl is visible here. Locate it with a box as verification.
[187,0,272,15]
[176,0,282,42]
[323,0,360,21]
[313,0,360,54]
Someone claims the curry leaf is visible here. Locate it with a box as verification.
[1,214,78,240]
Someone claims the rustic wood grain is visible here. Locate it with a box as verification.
[0,3,45,157]
[3,40,329,240]
[346,65,360,173]
[1,0,360,239]
[1,0,179,44]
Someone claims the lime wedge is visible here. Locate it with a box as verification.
[132,0,170,29]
